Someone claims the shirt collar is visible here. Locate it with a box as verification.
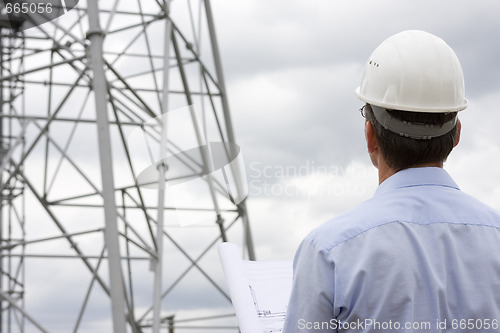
[375,167,460,197]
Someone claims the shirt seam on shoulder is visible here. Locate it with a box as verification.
[398,184,460,190]
[322,220,500,254]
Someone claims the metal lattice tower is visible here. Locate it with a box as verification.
[0,0,254,332]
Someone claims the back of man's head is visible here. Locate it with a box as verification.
[355,30,467,171]
[363,105,458,171]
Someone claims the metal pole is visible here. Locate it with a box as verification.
[153,127,167,333]
[204,0,256,260]
[168,315,175,333]
[171,32,226,239]
[0,29,4,333]
[86,2,128,332]
[152,3,171,331]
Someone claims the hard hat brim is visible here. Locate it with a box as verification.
[355,87,468,113]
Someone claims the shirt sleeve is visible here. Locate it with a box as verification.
[283,235,339,333]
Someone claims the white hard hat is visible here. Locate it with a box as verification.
[355,30,467,113]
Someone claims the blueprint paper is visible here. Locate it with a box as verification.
[218,242,293,333]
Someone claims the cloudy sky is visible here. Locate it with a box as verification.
[4,0,500,332]
[210,0,500,260]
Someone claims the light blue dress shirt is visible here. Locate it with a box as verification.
[284,167,500,332]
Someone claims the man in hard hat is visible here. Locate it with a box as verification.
[283,30,500,332]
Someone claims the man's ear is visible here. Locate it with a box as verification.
[365,121,378,153]
[453,118,461,148]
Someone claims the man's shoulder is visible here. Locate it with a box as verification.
[304,197,388,253]
[454,190,500,224]
[305,185,500,254]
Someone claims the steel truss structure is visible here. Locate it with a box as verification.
[0,1,254,332]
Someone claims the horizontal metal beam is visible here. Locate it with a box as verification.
[69,7,160,17]
[0,228,104,250]
[0,55,86,82]
[8,254,150,260]
[47,203,238,212]
[0,113,145,126]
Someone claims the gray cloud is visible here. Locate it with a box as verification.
[7,1,500,331]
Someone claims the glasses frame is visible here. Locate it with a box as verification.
[359,105,367,118]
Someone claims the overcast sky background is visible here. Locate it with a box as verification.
[210,0,500,260]
[6,0,500,332]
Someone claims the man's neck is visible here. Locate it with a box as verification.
[378,161,444,185]
[378,167,396,185]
